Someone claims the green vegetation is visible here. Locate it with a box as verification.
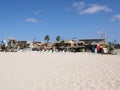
[44,35,50,43]
[56,36,61,42]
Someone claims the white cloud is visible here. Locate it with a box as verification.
[97,31,105,35]
[32,9,43,15]
[80,4,112,14]
[25,18,39,23]
[110,14,120,21]
[68,2,112,15]
[64,2,84,12]
[72,2,85,11]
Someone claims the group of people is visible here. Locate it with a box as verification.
[95,44,105,54]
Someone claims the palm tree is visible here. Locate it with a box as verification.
[56,36,61,42]
[44,35,50,43]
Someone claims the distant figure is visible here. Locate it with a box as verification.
[100,46,104,54]
[95,48,97,54]
[97,44,100,53]
[1,40,7,52]
[97,44,104,54]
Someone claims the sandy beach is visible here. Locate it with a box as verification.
[0,52,120,90]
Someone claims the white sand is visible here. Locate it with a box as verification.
[0,52,120,90]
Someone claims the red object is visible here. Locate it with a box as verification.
[97,45,100,53]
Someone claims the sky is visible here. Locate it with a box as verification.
[0,0,120,43]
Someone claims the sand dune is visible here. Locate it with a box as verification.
[0,52,120,90]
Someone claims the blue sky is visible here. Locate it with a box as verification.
[0,0,120,43]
